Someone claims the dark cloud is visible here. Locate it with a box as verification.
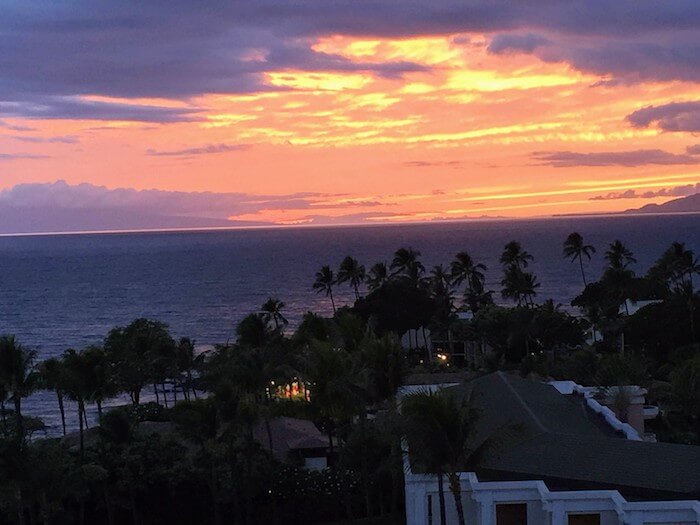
[590,183,700,200]
[0,153,50,161]
[12,135,78,144]
[687,144,700,155]
[626,101,700,132]
[0,1,699,121]
[0,180,374,220]
[0,97,202,123]
[488,33,549,54]
[404,160,462,168]
[147,143,252,157]
[532,149,700,167]
[0,119,36,132]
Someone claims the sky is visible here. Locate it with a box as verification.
[1,1,700,230]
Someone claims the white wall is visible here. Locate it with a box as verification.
[404,471,700,525]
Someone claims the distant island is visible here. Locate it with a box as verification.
[623,192,700,215]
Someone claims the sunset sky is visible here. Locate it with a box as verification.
[1,1,700,230]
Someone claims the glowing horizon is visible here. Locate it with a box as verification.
[1,3,699,229]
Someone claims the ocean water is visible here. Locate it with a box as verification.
[1,214,698,433]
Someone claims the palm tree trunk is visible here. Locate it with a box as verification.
[96,400,103,421]
[83,404,89,430]
[447,472,466,525]
[57,391,66,436]
[437,472,446,525]
[14,396,23,446]
[40,490,50,525]
[15,486,25,525]
[359,412,371,517]
[1,399,7,437]
[78,399,85,461]
[153,384,160,405]
[189,371,198,399]
[329,289,336,314]
[579,256,587,287]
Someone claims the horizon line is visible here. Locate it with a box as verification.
[0,211,698,239]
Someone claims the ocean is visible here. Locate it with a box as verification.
[1,214,698,433]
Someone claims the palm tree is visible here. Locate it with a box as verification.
[501,266,540,307]
[313,265,337,314]
[500,241,533,270]
[366,262,389,291]
[563,232,596,286]
[402,388,504,525]
[61,348,93,460]
[649,242,700,340]
[82,345,115,420]
[337,256,366,300]
[451,251,487,312]
[605,240,636,272]
[261,298,288,331]
[39,357,68,436]
[604,240,636,315]
[0,335,38,447]
[176,337,201,400]
[390,247,425,284]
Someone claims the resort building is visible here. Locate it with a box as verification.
[253,416,330,471]
[401,372,700,525]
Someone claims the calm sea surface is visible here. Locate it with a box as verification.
[2,214,698,433]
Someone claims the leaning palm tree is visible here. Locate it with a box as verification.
[563,232,596,286]
[313,265,337,314]
[366,262,389,291]
[500,241,533,270]
[261,297,288,330]
[337,256,366,300]
[39,357,68,436]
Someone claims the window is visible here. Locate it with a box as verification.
[496,503,527,525]
[568,514,600,525]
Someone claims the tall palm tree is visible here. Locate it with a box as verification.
[500,241,533,270]
[605,240,636,272]
[313,265,337,314]
[337,256,366,300]
[563,232,596,286]
[604,240,636,315]
[0,336,38,447]
[451,251,487,312]
[390,247,425,284]
[261,298,288,330]
[39,357,68,436]
[61,348,93,460]
[366,262,389,291]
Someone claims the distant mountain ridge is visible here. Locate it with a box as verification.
[624,192,700,214]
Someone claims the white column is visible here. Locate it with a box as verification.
[473,492,495,525]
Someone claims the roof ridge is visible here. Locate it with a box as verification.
[495,371,548,434]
